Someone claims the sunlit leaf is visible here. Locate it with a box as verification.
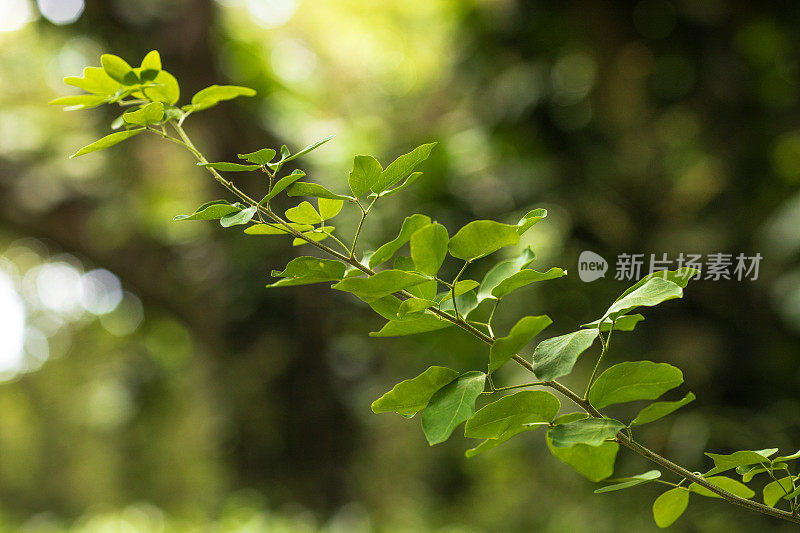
[220,206,256,227]
[595,470,661,493]
[465,424,538,458]
[238,148,276,165]
[580,314,646,332]
[101,53,138,85]
[122,101,164,126]
[49,94,109,110]
[244,222,313,235]
[371,366,460,417]
[421,371,485,445]
[140,50,162,71]
[689,476,755,499]
[548,417,625,448]
[174,200,242,221]
[70,128,145,158]
[478,248,536,301]
[465,390,559,439]
[652,488,689,528]
[763,477,795,507]
[318,198,344,220]
[379,171,423,197]
[372,142,436,193]
[187,85,256,112]
[369,314,453,337]
[369,214,431,268]
[546,414,619,481]
[285,201,322,225]
[489,315,552,373]
[588,361,683,409]
[278,135,335,164]
[285,182,351,201]
[333,269,430,302]
[602,277,684,320]
[490,267,566,299]
[704,448,779,476]
[448,220,520,261]
[198,162,261,172]
[258,170,306,205]
[630,393,696,427]
[532,329,599,381]
[410,223,449,275]
[144,70,180,105]
[266,256,346,288]
[348,155,382,197]
[64,66,121,95]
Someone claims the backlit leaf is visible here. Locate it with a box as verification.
[238,148,276,165]
[588,361,683,409]
[371,366,460,417]
[333,269,429,302]
[318,198,344,220]
[220,206,256,227]
[258,170,306,205]
[704,448,778,476]
[548,418,625,448]
[595,470,661,493]
[49,94,109,110]
[581,314,646,332]
[286,182,351,200]
[174,200,242,221]
[285,201,322,225]
[70,128,145,158]
[532,329,599,381]
[421,371,485,445]
[490,267,566,299]
[630,393,696,427]
[410,223,449,275]
[489,315,552,373]
[448,220,520,261]
[244,222,313,235]
[652,488,689,528]
[372,142,436,193]
[187,85,256,112]
[122,101,164,126]
[546,417,619,481]
[603,277,684,320]
[101,54,138,85]
[278,135,334,164]
[689,476,755,499]
[763,477,795,507]
[369,214,431,268]
[266,256,346,288]
[464,390,559,439]
[369,314,453,337]
[64,66,121,95]
[348,155,382,197]
[478,248,536,301]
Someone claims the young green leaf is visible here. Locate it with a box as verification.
[581,314,646,332]
[244,222,313,235]
[101,53,138,85]
[143,70,180,105]
[285,182,351,201]
[64,66,121,95]
[689,476,755,499]
[465,424,538,458]
[318,198,344,220]
[285,201,323,225]
[516,208,547,234]
[278,135,335,164]
[602,277,684,320]
[489,267,567,299]
[595,470,661,493]
[464,390,559,439]
[532,329,600,381]
[266,256,346,288]
[704,449,779,476]
[198,162,261,172]
[369,314,453,337]
[187,85,256,112]
[348,155,382,197]
[49,94,109,110]
[489,315,552,373]
[372,142,436,193]
[140,50,162,71]
[775,449,800,462]
[410,223,449,275]
[122,101,164,126]
[546,421,619,481]
[478,248,536,301]
[652,488,690,528]
[220,206,256,227]
[378,171,423,197]
[436,280,480,303]
[438,290,480,318]
[371,366,460,417]
[763,477,795,507]
[548,418,625,448]
[369,214,432,268]
[630,392,696,427]
[70,128,145,158]
[238,148,276,165]
[292,228,333,246]
[258,170,306,205]
[396,298,438,319]
[737,463,789,483]
[174,200,242,221]
[588,361,683,409]
[333,269,430,302]
[448,220,520,261]
[421,371,485,445]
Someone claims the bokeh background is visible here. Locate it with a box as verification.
[1,0,799,531]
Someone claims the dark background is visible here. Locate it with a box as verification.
[0,0,798,530]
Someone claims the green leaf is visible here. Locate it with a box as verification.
[588,361,684,409]
[238,148,276,165]
[421,371,486,445]
[285,182,351,201]
[689,476,755,499]
[595,470,662,493]
[70,128,145,158]
[436,280,480,303]
[439,290,480,318]
[174,200,241,221]
[244,222,313,235]
[548,418,625,448]
[371,366,460,417]
[144,70,180,105]
[396,298,438,318]
[603,277,684,320]
[292,228,333,246]
[763,477,795,507]
[198,162,261,172]
[318,198,344,220]
[49,94,109,110]
[465,424,537,458]
[737,463,789,483]
[101,54,138,85]
[64,67,121,95]
[278,135,335,164]
[532,329,599,381]
[448,220,520,261]
[581,314,645,332]
[266,256,346,288]
[783,483,800,501]
[122,101,164,126]
[704,449,779,476]
[258,170,306,205]
[547,421,619,481]
[489,315,552,373]
[140,50,162,71]
[369,314,453,337]
[516,208,547,234]
[464,390,559,439]
[348,155,382,197]
[630,393,696,426]
[775,449,800,462]
[285,201,322,225]
[618,268,699,301]
[369,214,431,268]
[410,223,449,275]
[187,85,256,112]
[378,171,423,197]
[333,269,430,302]
[652,488,690,528]
[372,142,436,193]
[490,267,567,299]
[220,206,256,227]
[478,248,536,301]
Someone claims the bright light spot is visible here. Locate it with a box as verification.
[0,270,26,374]
[36,0,83,25]
[271,38,317,83]
[99,291,143,336]
[246,0,296,29]
[34,262,83,316]
[24,326,49,371]
[79,269,123,315]
[0,0,35,32]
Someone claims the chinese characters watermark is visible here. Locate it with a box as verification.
[578,251,762,282]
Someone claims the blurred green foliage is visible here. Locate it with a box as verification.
[0,0,799,531]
